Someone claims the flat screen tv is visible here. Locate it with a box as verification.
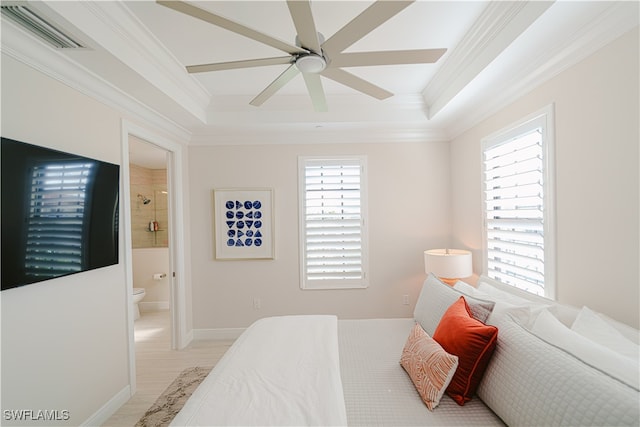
[1,137,120,291]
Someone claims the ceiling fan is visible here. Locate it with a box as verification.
[157,0,447,112]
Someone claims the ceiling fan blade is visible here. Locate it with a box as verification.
[157,1,301,55]
[250,64,300,107]
[329,48,447,68]
[187,57,292,73]
[302,73,328,112]
[321,68,392,100]
[286,0,321,54]
[321,0,414,55]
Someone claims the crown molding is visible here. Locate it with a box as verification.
[422,1,553,119]
[441,1,639,140]
[1,18,192,143]
[195,92,444,144]
[189,122,449,146]
[207,93,428,123]
[41,1,210,124]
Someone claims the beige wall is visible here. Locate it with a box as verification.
[1,55,130,424]
[2,22,637,426]
[188,141,452,330]
[450,28,639,327]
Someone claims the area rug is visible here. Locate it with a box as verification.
[136,366,212,427]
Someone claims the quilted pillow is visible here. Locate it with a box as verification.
[414,273,495,336]
[400,323,459,411]
[478,316,640,426]
[432,297,498,405]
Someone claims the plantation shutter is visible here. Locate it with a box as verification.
[300,157,368,289]
[24,161,94,279]
[483,128,546,295]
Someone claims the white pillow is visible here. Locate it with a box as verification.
[414,274,494,336]
[476,277,582,326]
[486,302,532,328]
[571,306,639,360]
[477,281,541,307]
[532,309,639,390]
[452,280,478,296]
[476,281,549,328]
[594,311,640,345]
[454,280,532,327]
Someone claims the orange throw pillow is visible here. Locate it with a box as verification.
[400,323,459,411]
[433,296,498,405]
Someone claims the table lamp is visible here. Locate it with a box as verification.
[424,249,472,286]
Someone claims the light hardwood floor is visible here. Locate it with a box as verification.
[103,310,234,426]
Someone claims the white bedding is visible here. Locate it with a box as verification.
[170,315,347,426]
[338,318,503,426]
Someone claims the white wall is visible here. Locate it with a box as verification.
[450,28,639,328]
[188,141,451,331]
[1,55,130,424]
[133,248,170,310]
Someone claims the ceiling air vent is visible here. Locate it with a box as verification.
[1,5,84,49]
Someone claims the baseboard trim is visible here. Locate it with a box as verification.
[140,301,170,311]
[193,328,245,340]
[179,328,194,349]
[81,385,131,427]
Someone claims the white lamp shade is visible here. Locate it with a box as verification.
[424,249,473,279]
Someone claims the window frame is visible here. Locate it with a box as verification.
[480,104,556,299]
[298,155,369,290]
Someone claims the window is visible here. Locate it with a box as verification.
[482,105,556,298]
[25,160,94,279]
[299,156,368,290]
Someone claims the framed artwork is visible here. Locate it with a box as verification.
[213,188,274,260]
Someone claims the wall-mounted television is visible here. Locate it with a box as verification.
[1,137,120,291]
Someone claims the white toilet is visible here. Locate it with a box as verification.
[133,288,146,320]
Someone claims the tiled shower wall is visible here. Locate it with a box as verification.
[130,164,168,248]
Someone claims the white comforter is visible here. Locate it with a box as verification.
[170,315,347,426]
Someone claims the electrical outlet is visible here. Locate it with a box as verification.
[402,294,409,305]
[253,298,261,309]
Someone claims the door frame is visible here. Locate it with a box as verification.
[121,120,189,394]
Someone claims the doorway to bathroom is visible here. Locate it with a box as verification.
[129,136,171,325]
[122,120,190,396]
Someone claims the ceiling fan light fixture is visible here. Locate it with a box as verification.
[295,54,326,74]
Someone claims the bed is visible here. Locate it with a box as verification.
[170,314,503,426]
[170,274,640,426]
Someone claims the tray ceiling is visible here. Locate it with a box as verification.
[1,1,638,144]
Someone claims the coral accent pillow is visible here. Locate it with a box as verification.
[433,296,498,405]
[400,323,459,411]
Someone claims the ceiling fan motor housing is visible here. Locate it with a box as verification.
[295,53,327,74]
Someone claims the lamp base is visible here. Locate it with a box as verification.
[438,277,458,287]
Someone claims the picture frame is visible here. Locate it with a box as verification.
[213,188,274,260]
